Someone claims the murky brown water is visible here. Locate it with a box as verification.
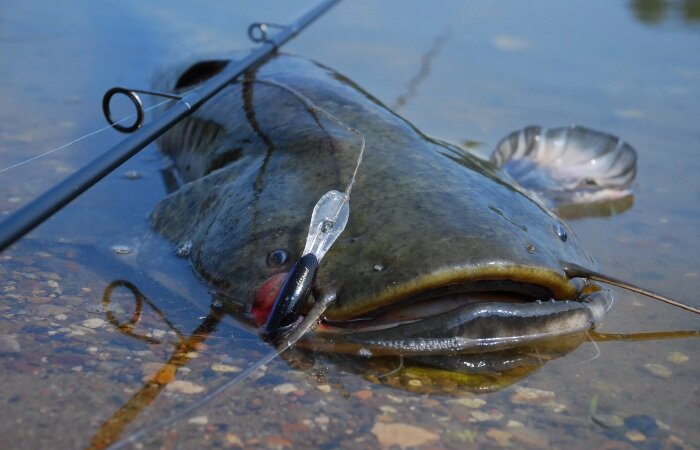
[1,1,698,449]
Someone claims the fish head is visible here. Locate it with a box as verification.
[151,54,613,358]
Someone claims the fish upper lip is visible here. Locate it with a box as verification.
[319,263,581,322]
[320,276,587,333]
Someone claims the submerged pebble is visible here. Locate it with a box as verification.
[643,363,673,378]
[0,334,21,352]
[166,380,205,394]
[449,397,486,408]
[187,416,208,425]
[469,410,504,422]
[511,386,556,405]
[666,351,689,364]
[273,383,298,395]
[371,422,439,449]
[625,431,646,442]
[485,428,512,447]
[81,318,105,329]
[211,363,242,373]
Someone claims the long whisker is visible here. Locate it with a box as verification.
[561,261,700,315]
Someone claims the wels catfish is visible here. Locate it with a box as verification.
[149,53,690,361]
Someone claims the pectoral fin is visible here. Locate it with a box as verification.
[491,126,637,215]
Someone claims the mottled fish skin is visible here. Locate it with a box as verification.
[151,54,595,323]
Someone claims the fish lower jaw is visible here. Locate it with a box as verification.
[303,287,613,356]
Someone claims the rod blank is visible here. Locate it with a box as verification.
[0,0,341,253]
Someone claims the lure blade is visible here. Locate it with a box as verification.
[303,190,349,262]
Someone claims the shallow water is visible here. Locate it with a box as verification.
[0,1,698,449]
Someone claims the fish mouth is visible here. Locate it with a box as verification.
[302,267,613,356]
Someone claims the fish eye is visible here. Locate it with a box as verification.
[267,249,289,267]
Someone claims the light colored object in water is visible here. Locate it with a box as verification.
[491,125,637,207]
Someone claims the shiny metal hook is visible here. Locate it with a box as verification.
[247,22,288,44]
[102,87,182,133]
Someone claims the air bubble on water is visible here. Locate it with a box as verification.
[555,223,568,242]
[373,264,384,272]
[526,244,536,254]
[123,170,141,180]
[535,299,542,304]
[175,241,193,257]
[111,245,134,255]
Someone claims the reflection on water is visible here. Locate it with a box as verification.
[1,0,699,449]
[630,0,700,24]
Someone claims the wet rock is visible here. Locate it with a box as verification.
[666,351,689,364]
[643,363,672,378]
[371,422,439,449]
[166,380,205,394]
[316,384,331,393]
[379,405,397,414]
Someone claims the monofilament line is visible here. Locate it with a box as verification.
[0,99,172,174]
[245,79,366,223]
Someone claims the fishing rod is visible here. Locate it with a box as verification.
[0,0,341,254]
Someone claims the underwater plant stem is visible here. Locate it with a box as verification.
[107,293,336,449]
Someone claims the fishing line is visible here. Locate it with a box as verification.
[0,98,172,174]
[108,292,336,450]
[240,78,366,209]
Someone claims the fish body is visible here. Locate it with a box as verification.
[152,54,617,355]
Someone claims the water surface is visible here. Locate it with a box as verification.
[0,1,698,448]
